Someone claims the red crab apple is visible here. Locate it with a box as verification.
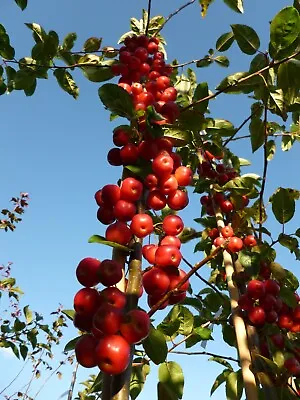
[162,215,184,236]
[93,304,122,335]
[167,267,190,292]
[284,357,300,376]
[169,291,187,304]
[101,184,120,205]
[175,166,193,186]
[221,226,234,238]
[160,235,181,249]
[73,312,93,332]
[75,334,98,368]
[243,235,257,248]
[98,287,126,310]
[113,200,136,222]
[97,259,123,287]
[95,335,131,375]
[155,245,182,268]
[167,190,189,211]
[227,237,243,253]
[142,244,158,264]
[246,280,266,300]
[120,309,150,344]
[146,190,167,210]
[97,207,116,225]
[105,221,132,245]
[264,279,280,297]
[74,288,100,316]
[130,213,154,238]
[248,306,266,326]
[76,257,101,287]
[142,267,170,296]
[152,152,174,179]
[120,177,143,202]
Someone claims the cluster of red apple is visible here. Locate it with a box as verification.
[111,34,179,123]
[238,277,300,333]
[142,214,190,308]
[73,257,150,374]
[198,150,238,186]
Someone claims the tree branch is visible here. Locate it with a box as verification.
[183,49,300,111]
[170,350,239,363]
[145,0,152,36]
[258,105,268,242]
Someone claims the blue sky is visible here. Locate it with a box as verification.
[1,0,299,399]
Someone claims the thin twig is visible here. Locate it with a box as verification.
[183,49,300,112]
[258,105,268,242]
[33,358,67,399]
[170,350,239,363]
[145,0,152,36]
[0,359,29,394]
[67,362,79,400]
[154,0,196,36]
[182,256,224,299]
[223,113,255,147]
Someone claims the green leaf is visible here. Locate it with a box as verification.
[88,235,132,252]
[157,319,181,338]
[216,71,261,94]
[20,345,28,360]
[199,0,215,17]
[61,309,75,321]
[163,127,192,147]
[83,37,102,52]
[223,0,243,13]
[157,382,178,400]
[14,318,26,332]
[266,140,276,161]
[192,82,209,113]
[193,326,213,340]
[284,269,299,290]
[25,23,47,43]
[278,60,300,101]
[278,233,299,253]
[209,357,233,370]
[15,0,27,10]
[81,58,115,83]
[98,83,134,119]
[238,250,260,271]
[130,360,150,400]
[62,33,77,51]
[214,56,230,67]
[231,24,260,55]
[64,336,81,352]
[225,370,243,400]
[0,24,15,60]
[211,369,232,396]
[158,362,184,399]
[27,330,38,349]
[13,70,36,91]
[206,119,235,136]
[142,327,168,365]
[270,187,297,224]
[222,324,236,347]
[177,306,194,336]
[270,7,300,52]
[216,32,235,52]
[279,286,297,308]
[249,117,265,153]
[7,341,20,359]
[23,305,33,324]
[53,70,79,99]
[182,297,202,312]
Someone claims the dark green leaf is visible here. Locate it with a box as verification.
[27,330,37,349]
[98,83,134,119]
[53,69,79,99]
[223,0,243,13]
[278,233,299,253]
[88,235,132,252]
[196,56,213,68]
[163,127,192,146]
[266,140,276,161]
[249,117,264,152]
[182,297,202,312]
[270,7,300,51]
[64,336,81,352]
[216,72,261,94]
[284,269,299,291]
[15,0,27,10]
[206,118,235,136]
[20,345,28,360]
[270,187,297,224]
[222,324,236,347]
[231,24,260,55]
[225,370,243,400]
[249,54,268,73]
[279,286,297,308]
[13,318,26,332]
[211,369,232,396]
[130,360,150,400]
[62,33,77,51]
[192,82,209,113]
[158,362,184,399]
[157,382,178,400]
[157,319,181,338]
[83,37,102,52]
[193,326,213,340]
[13,70,36,91]
[7,341,20,359]
[142,327,168,365]
[124,163,152,179]
[216,32,235,52]
[177,306,194,336]
[25,23,47,43]
[214,56,230,67]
